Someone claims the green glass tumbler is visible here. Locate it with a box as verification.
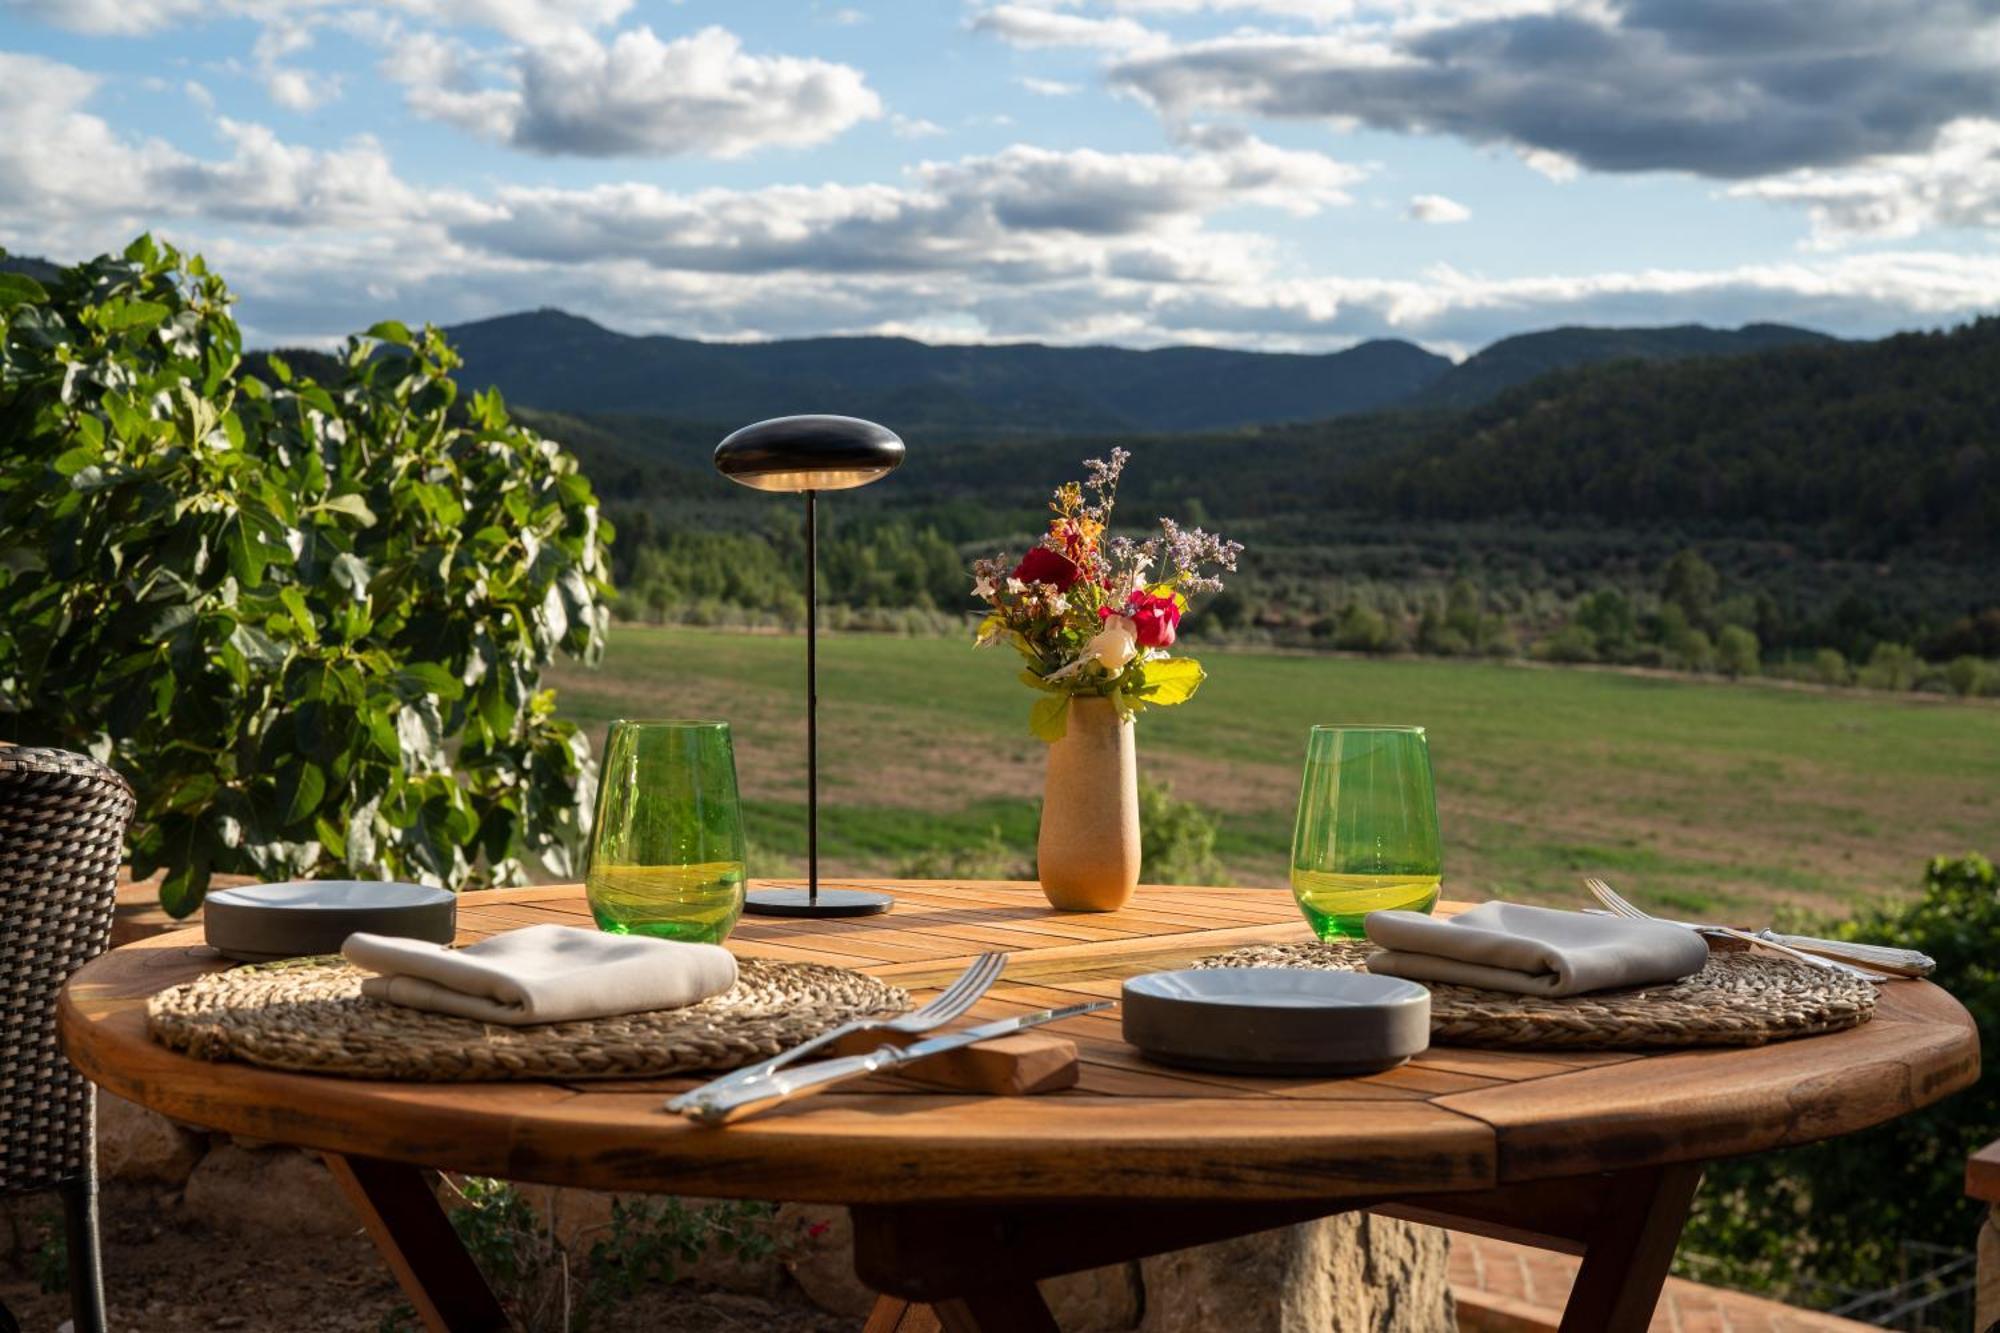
[1290,725,1443,940]
[586,720,748,943]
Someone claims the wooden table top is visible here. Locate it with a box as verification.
[60,881,1980,1207]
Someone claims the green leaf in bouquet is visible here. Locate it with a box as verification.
[1029,693,1071,742]
[1134,656,1205,707]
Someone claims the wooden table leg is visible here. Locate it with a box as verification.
[1556,1162,1703,1333]
[866,1290,1056,1333]
[863,1297,936,1333]
[322,1154,508,1333]
[934,1287,1061,1333]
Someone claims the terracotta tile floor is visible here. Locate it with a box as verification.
[1451,1234,1875,1332]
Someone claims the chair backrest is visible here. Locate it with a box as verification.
[0,748,135,1194]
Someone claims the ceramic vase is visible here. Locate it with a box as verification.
[1037,695,1141,911]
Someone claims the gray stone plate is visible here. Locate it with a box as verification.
[1121,967,1430,1076]
[203,881,457,962]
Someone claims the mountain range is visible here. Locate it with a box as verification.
[3,248,1840,433]
[442,308,1836,432]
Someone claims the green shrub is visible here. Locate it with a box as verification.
[0,238,611,913]
[1139,777,1224,885]
[1575,588,1637,651]
[1679,853,2000,1304]
[1944,655,1992,698]
[1859,641,1920,691]
[412,1177,783,1333]
[1535,624,1599,663]
[1667,625,1715,672]
[1716,625,1760,678]
[1811,647,1850,686]
[894,825,1029,881]
[1332,603,1391,652]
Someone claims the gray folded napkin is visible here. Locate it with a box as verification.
[1363,901,1709,997]
[343,923,738,1025]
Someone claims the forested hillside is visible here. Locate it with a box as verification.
[492,313,1999,692]
[1362,319,2000,554]
[1407,323,1834,410]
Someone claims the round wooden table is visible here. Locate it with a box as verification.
[60,881,1979,1333]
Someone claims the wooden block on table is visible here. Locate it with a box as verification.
[827,1029,1079,1096]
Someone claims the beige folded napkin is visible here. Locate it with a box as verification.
[343,923,738,1025]
[1363,901,1708,997]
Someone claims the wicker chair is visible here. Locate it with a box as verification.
[0,748,135,1333]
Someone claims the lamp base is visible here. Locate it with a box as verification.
[743,887,893,918]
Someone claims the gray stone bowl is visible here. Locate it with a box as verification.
[203,881,457,962]
[1121,967,1431,1076]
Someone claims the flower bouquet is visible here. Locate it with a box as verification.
[972,449,1241,911]
[973,448,1241,741]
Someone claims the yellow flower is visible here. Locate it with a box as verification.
[1049,514,1104,559]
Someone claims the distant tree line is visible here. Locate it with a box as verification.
[601,499,2000,696]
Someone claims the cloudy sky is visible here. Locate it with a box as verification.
[2,0,1998,354]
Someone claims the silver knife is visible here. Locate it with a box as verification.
[672,1000,1111,1126]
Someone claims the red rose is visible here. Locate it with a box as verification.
[1012,545,1082,591]
[1124,591,1181,648]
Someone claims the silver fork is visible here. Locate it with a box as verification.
[1585,878,1891,983]
[666,951,1008,1114]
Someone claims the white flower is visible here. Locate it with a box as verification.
[1086,616,1138,672]
[973,576,996,599]
[1045,615,1138,682]
[1006,578,1028,596]
[1047,593,1069,615]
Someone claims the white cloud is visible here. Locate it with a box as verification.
[378,24,884,158]
[970,4,1162,50]
[1517,147,1579,182]
[1018,75,1081,96]
[1,0,633,40]
[378,28,522,139]
[0,53,423,235]
[891,114,947,139]
[1730,118,2000,248]
[249,15,342,109]
[448,131,1363,283]
[4,47,1996,354]
[402,0,634,43]
[1,0,205,34]
[1406,192,1469,223]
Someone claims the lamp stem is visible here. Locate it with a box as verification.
[805,488,818,906]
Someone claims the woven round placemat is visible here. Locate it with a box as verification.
[147,957,911,1081]
[1192,941,1874,1049]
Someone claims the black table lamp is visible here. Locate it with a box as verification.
[715,414,905,918]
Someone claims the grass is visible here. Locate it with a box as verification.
[549,627,2000,922]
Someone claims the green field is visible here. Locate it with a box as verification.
[549,626,2000,921]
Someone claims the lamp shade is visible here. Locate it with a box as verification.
[714,414,905,494]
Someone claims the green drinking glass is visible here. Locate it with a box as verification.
[1290,725,1443,940]
[586,720,748,944]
